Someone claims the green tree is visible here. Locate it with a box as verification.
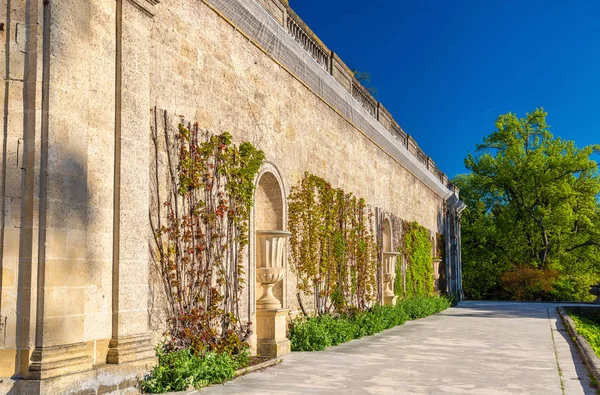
[456,108,600,301]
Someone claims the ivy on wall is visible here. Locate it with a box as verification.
[288,172,378,316]
[403,221,434,297]
[394,253,405,297]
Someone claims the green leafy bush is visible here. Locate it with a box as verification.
[287,317,333,351]
[401,295,452,318]
[139,346,250,393]
[551,273,598,302]
[567,310,600,358]
[288,296,450,351]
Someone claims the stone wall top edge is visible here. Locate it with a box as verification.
[201,0,463,205]
[278,1,457,193]
[352,77,377,105]
[284,5,331,55]
[332,52,354,76]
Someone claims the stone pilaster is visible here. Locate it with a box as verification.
[107,0,159,364]
[456,214,464,301]
[27,0,123,378]
[444,205,452,296]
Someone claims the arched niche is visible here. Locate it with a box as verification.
[255,173,284,230]
[252,162,287,311]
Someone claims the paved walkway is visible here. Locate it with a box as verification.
[186,301,597,394]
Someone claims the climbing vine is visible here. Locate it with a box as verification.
[288,173,378,316]
[394,253,404,298]
[403,221,434,297]
[150,116,264,354]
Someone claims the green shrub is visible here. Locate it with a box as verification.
[399,296,451,319]
[567,310,600,358]
[288,317,333,351]
[319,315,355,346]
[289,296,449,351]
[139,346,250,393]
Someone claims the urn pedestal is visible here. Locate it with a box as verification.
[256,309,291,357]
[255,230,292,357]
[383,252,401,306]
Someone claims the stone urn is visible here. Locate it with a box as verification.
[256,230,292,310]
[383,251,401,305]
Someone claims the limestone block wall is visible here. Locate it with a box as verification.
[147,0,450,326]
[0,0,155,390]
[149,1,445,231]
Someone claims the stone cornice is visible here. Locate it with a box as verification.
[447,194,467,213]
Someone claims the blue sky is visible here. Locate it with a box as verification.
[290,0,600,179]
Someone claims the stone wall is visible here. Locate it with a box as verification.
[147,0,458,345]
[0,0,464,392]
[149,1,446,231]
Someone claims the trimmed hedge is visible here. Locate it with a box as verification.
[288,296,451,351]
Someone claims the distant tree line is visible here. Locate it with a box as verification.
[455,109,600,301]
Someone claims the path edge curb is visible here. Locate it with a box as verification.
[557,306,600,386]
[233,358,281,378]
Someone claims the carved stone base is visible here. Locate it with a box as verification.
[28,342,92,379]
[6,354,155,394]
[256,309,290,357]
[257,339,290,357]
[383,294,397,306]
[107,333,155,364]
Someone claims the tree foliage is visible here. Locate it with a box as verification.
[456,108,600,301]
